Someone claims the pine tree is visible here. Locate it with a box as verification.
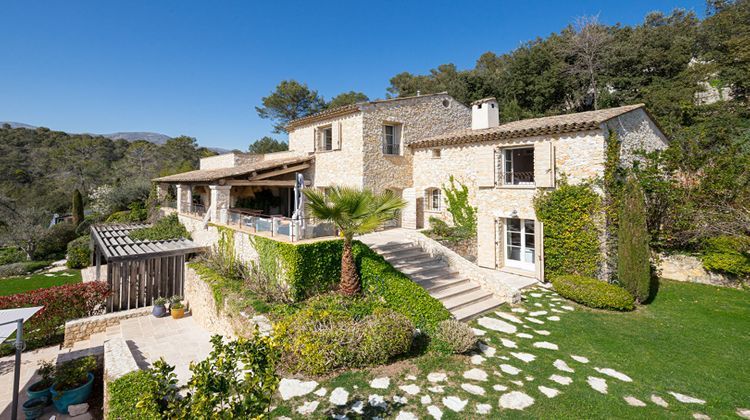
[617,175,651,302]
[72,188,84,227]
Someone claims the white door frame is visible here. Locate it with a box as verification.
[504,217,536,272]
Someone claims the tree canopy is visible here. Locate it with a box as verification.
[248,136,289,154]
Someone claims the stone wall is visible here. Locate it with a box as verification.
[102,337,141,419]
[63,306,152,348]
[184,265,236,337]
[604,108,669,168]
[657,253,735,287]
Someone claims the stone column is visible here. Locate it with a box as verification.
[176,184,192,213]
[401,188,418,229]
[156,183,168,202]
[209,185,232,224]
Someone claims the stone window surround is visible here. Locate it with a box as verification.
[495,144,537,190]
[425,187,442,212]
[381,120,404,156]
[315,124,334,152]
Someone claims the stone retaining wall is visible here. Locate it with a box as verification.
[400,230,521,303]
[63,307,151,348]
[657,253,735,287]
[102,337,140,418]
[184,265,237,337]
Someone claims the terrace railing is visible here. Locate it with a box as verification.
[227,209,336,242]
[180,202,207,217]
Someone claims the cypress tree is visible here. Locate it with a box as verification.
[72,188,84,227]
[617,175,651,302]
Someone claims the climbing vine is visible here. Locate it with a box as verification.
[442,175,477,237]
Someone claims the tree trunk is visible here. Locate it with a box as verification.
[339,237,361,296]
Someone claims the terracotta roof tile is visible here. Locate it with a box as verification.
[408,104,646,148]
[153,155,313,183]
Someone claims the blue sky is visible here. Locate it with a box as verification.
[1,0,705,150]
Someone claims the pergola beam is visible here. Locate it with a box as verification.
[248,163,310,181]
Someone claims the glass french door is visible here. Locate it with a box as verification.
[505,218,536,271]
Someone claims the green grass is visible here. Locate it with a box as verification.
[270,280,750,419]
[0,269,82,296]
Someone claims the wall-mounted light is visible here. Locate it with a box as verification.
[510,210,518,218]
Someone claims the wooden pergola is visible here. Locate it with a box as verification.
[90,224,206,312]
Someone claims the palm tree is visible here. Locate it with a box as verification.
[303,186,406,295]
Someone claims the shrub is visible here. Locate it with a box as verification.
[54,356,97,391]
[275,294,414,375]
[189,261,273,315]
[0,247,26,265]
[534,180,602,278]
[107,369,164,420]
[617,175,652,302]
[0,282,110,352]
[35,222,78,261]
[428,217,453,237]
[0,261,51,278]
[72,189,84,227]
[128,213,190,241]
[552,275,635,311]
[432,319,477,354]
[700,235,750,278]
[66,235,90,269]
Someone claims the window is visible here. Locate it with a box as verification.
[503,147,535,185]
[316,126,333,151]
[383,124,401,155]
[432,149,441,159]
[426,188,441,211]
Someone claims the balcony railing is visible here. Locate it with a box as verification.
[226,209,336,242]
[504,171,535,186]
[181,202,206,217]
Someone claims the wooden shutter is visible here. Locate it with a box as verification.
[534,220,545,282]
[477,148,497,187]
[332,122,341,150]
[534,142,555,188]
[314,129,321,151]
[394,124,403,155]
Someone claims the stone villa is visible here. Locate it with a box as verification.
[154,93,667,317]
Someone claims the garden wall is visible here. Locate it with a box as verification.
[184,265,237,337]
[63,306,151,348]
[102,337,141,418]
[657,253,734,287]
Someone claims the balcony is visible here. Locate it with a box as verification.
[503,171,535,186]
[226,209,336,242]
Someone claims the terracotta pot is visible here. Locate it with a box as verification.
[171,307,185,319]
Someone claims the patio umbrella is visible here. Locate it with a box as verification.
[1,306,43,420]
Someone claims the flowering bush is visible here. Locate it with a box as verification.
[0,282,110,351]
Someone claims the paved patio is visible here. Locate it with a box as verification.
[0,313,212,419]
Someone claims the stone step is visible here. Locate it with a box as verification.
[389,254,440,268]
[428,281,481,300]
[451,297,505,322]
[400,261,448,275]
[418,277,471,293]
[379,246,423,259]
[371,242,414,253]
[411,268,461,282]
[442,289,495,311]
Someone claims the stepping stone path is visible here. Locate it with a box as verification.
[493,384,508,391]
[535,330,551,336]
[368,394,386,410]
[428,385,445,393]
[427,405,443,419]
[570,355,589,363]
[669,391,706,404]
[500,338,518,348]
[428,372,447,383]
[495,311,524,323]
[562,305,575,311]
[471,354,486,364]
[594,367,632,382]
[296,400,319,415]
[314,387,327,397]
[587,376,608,394]
[538,386,560,398]
[529,310,548,316]
[533,341,559,350]
[443,396,468,412]
[472,328,486,336]
[526,317,545,325]
[500,364,522,375]
[396,412,418,420]
[624,396,646,407]
[651,394,669,408]
[279,378,318,400]
[736,408,750,419]
[693,414,710,420]
[370,377,390,389]
[530,293,543,297]
[463,368,488,381]
[553,359,575,373]
[476,403,492,414]
[550,374,573,385]
[499,391,535,410]
[394,395,408,404]
[547,316,561,321]
[478,316,517,334]
[511,307,527,313]
[517,333,534,339]
[329,387,349,406]
[461,383,486,396]
[399,384,420,395]
[421,395,432,405]
[511,352,536,363]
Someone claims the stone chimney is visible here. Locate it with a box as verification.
[471,97,499,130]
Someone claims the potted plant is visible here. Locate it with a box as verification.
[27,360,55,405]
[170,295,185,319]
[153,297,168,317]
[50,356,96,414]
[22,397,47,419]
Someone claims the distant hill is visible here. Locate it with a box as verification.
[1,121,229,153]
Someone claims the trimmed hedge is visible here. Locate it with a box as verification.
[107,370,162,420]
[552,275,635,311]
[0,281,110,352]
[66,235,90,269]
[701,235,750,279]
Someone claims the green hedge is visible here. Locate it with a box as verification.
[701,236,750,279]
[251,236,450,333]
[66,235,90,269]
[552,275,635,311]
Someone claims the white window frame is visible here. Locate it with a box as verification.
[502,146,535,186]
[382,123,401,155]
[426,188,441,211]
[316,126,333,152]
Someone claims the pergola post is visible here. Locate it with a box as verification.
[209,185,232,224]
[156,182,168,202]
[176,184,192,213]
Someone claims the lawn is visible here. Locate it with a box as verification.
[270,280,750,419]
[0,269,82,296]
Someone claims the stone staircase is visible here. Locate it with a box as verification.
[369,241,505,321]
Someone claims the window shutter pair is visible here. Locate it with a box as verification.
[533,142,555,188]
[314,129,321,151]
[477,148,497,187]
